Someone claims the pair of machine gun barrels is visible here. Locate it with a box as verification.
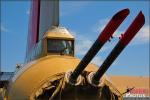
[68,8,145,86]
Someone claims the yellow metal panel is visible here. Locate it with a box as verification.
[8,55,98,100]
[43,27,74,40]
[44,32,74,40]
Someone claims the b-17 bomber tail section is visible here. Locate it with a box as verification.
[0,0,148,100]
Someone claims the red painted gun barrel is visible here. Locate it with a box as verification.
[92,11,145,85]
[69,9,130,84]
[120,11,145,46]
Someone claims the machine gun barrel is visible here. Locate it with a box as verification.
[69,9,130,84]
[92,11,145,85]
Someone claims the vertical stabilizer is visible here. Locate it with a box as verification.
[26,0,59,56]
[39,0,59,40]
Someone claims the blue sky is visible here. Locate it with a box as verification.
[0,1,149,76]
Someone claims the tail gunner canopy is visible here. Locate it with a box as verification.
[45,27,74,56]
[25,26,75,63]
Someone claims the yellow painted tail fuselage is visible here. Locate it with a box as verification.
[7,55,98,99]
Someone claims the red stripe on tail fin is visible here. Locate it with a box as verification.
[27,0,40,53]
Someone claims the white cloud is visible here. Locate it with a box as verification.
[73,26,116,56]
[1,25,8,32]
[26,10,30,15]
[72,29,107,66]
[92,19,109,33]
[92,18,125,38]
[133,25,149,44]
[75,34,93,55]
[72,30,119,67]
[74,32,104,66]
[91,18,121,52]
[100,45,113,52]
[112,25,149,45]
[69,30,94,56]
[91,56,103,66]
